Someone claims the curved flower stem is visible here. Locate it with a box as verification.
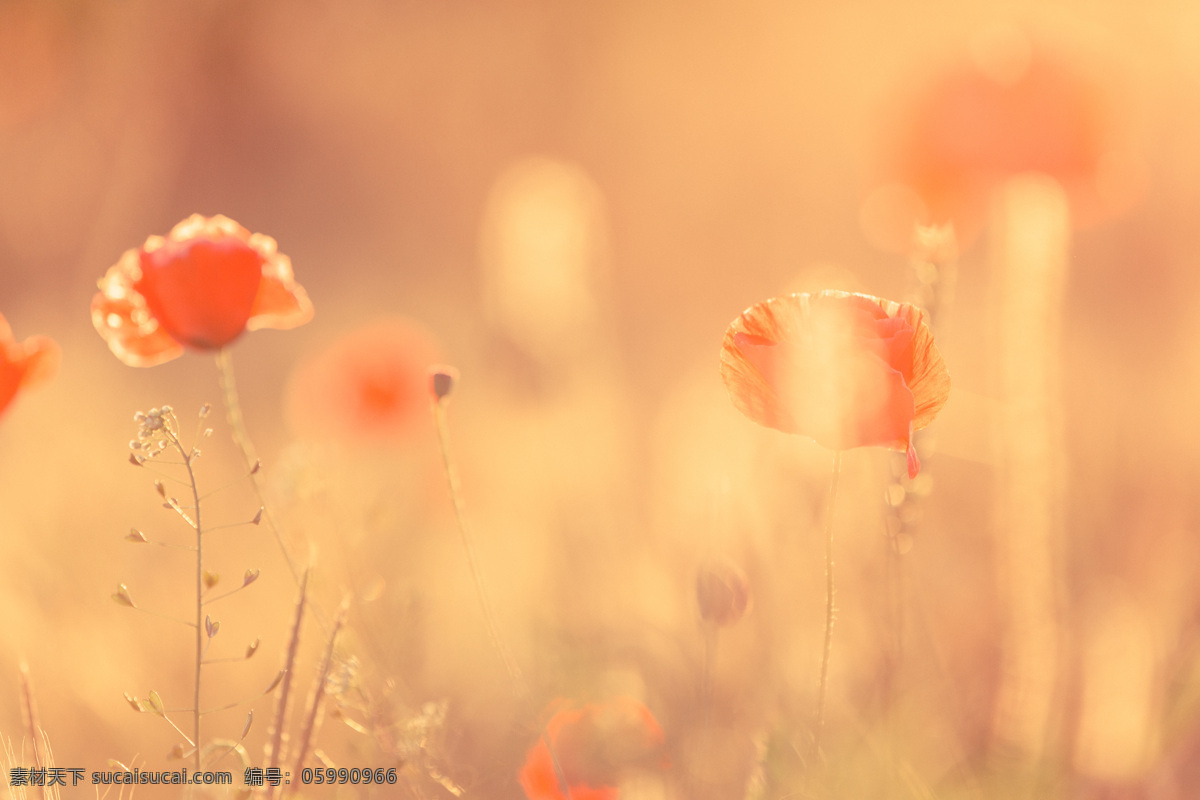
[811,449,843,767]
[215,349,302,587]
[431,396,523,689]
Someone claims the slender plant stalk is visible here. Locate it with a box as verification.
[811,449,843,765]
[215,349,302,586]
[161,421,205,770]
[701,623,718,729]
[431,396,523,688]
[284,601,347,799]
[19,662,46,800]
[430,381,573,795]
[267,571,308,792]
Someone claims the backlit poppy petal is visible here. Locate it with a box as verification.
[0,313,60,419]
[91,250,186,367]
[246,235,314,331]
[721,290,949,476]
[92,214,312,366]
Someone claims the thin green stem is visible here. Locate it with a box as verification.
[811,450,842,767]
[432,398,522,688]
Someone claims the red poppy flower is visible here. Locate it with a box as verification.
[92,214,313,366]
[720,290,949,478]
[285,319,442,444]
[0,314,59,419]
[520,698,667,800]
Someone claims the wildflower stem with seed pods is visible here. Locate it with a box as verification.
[130,406,206,769]
[123,404,269,771]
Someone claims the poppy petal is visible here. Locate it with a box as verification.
[92,251,185,367]
[137,235,263,349]
[14,335,60,390]
[0,315,60,418]
[883,300,950,430]
[721,291,949,462]
[246,236,314,331]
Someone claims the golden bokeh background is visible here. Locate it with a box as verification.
[2,0,1199,797]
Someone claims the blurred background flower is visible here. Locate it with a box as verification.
[0,313,58,420]
[284,317,441,445]
[520,697,667,800]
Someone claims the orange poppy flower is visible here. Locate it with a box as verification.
[285,319,442,444]
[720,290,949,478]
[520,698,667,800]
[887,31,1117,238]
[92,214,313,366]
[0,314,59,419]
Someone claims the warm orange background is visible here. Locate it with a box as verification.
[1,1,1198,798]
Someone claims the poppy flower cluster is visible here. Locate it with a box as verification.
[0,314,58,420]
[92,214,313,367]
[720,290,949,477]
[519,697,667,800]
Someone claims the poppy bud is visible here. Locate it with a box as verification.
[696,561,750,627]
[430,366,459,401]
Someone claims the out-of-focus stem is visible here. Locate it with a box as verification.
[283,601,346,799]
[266,571,308,796]
[432,397,523,688]
[215,349,302,587]
[811,450,843,765]
[19,662,46,800]
[990,173,1068,762]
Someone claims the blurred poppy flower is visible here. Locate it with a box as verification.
[285,319,442,444]
[885,27,1132,240]
[720,290,949,478]
[520,697,667,800]
[0,314,59,419]
[92,214,313,366]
